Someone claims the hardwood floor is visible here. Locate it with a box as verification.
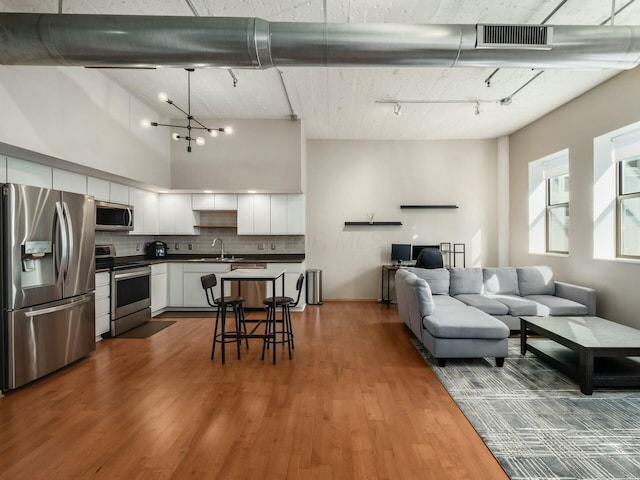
[0,302,508,479]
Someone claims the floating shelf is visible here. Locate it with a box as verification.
[400,205,459,209]
[344,221,402,226]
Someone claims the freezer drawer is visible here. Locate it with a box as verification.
[7,293,95,390]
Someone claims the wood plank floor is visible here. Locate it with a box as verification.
[0,302,508,480]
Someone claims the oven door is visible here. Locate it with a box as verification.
[111,266,151,320]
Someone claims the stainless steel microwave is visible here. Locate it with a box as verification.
[95,200,134,231]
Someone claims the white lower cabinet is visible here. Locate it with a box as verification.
[182,263,231,308]
[166,263,231,308]
[168,263,184,307]
[151,263,168,316]
[95,272,111,340]
[267,262,306,311]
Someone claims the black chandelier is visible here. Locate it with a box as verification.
[146,68,232,152]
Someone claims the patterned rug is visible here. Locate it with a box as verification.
[411,338,640,480]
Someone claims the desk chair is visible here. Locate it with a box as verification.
[201,273,248,364]
[415,248,444,269]
[261,273,304,360]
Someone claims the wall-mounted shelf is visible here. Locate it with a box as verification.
[344,221,402,226]
[400,205,459,209]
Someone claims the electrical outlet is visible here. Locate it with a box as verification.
[188,243,193,250]
[258,243,264,250]
[174,242,180,250]
[271,243,276,250]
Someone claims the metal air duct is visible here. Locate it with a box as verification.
[1,13,640,70]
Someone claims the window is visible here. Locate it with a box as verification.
[547,173,569,253]
[618,158,640,258]
[528,150,569,255]
[594,123,640,260]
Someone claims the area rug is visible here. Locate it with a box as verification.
[411,338,640,480]
[116,320,176,338]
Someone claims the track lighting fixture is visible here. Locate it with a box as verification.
[143,68,232,152]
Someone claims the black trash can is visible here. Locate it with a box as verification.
[306,269,323,305]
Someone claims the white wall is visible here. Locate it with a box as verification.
[170,118,304,192]
[509,67,640,328]
[306,139,499,300]
[0,66,171,188]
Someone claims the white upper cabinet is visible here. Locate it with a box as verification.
[236,194,254,235]
[270,194,288,234]
[87,177,110,201]
[158,193,199,235]
[52,169,87,195]
[238,193,304,235]
[110,182,129,204]
[253,194,271,234]
[7,157,52,188]
[286,194,305,235]
[192,193,238,210]
[129,187,158,235]
[270,194,305,235]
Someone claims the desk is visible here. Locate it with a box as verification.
[381,264,402,309]
[219,268,286,364]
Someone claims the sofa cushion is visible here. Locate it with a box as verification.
[454,294,509,315]
[517,266,555,296]
[422,306,510,339]
[483,267,519,295]
[410,267,450,295]
[524,295,589,316]
[449,268,483,295]
[407,275,435,317]
[488,294,539,316]
[433,295,466,308]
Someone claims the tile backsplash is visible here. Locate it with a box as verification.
[96,211,305,257]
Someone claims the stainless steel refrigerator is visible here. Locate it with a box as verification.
[1,183,96,391]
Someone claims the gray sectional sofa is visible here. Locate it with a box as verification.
[396,265,596,366]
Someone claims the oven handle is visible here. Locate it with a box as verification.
[113,269,151,281]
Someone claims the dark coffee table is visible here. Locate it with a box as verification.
[520,316,640,395]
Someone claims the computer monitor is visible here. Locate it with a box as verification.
[412,244,440,260]
[391,244,412,265]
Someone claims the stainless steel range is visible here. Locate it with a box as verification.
[95,245,151,336]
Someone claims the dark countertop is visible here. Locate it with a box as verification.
[105,253,305,268]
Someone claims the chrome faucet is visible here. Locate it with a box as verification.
[211,238,225,259]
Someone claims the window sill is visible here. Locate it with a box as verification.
[593,256,640,264]
[528,252,571,258]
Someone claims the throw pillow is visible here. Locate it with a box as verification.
[407,275,435,317]
[409,267,450,295]
[517,266,555,296]
[483,267,519,295]
[449,267,483,295]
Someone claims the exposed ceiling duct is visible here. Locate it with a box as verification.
[1,13,640,70]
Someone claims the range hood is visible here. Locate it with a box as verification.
[1,13,640,70]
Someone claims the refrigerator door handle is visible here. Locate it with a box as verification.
[62,201,74,279]
[55,201,69,285]
[23,294,92,318]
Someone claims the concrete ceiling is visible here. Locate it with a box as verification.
[3,0,640,140]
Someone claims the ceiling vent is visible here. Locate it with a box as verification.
[477,24,553,50]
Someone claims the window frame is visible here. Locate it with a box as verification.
[616,157,640,259]
[545,173,570,254]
